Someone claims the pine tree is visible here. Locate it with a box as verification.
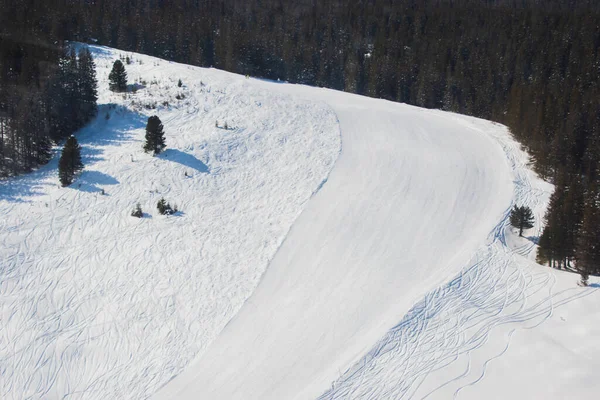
[58,136,83,186]
[509,205,535,237]
[143,115,166,155]
[576,189,600,280]
[48,48,79,142]
[157,197,173,215]
[108,59,127,92]
[77,48,98,124]
[131,203,143,218]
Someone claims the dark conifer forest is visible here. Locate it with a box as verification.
[1,0,599,272]
[0,37,97,176]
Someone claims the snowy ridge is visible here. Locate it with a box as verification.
[318,117,600,400]
[0,46,340,399]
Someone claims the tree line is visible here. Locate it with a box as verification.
[1,0,598,274]
[0,34,98,176]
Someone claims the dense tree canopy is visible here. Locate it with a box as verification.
[0,36,97,176]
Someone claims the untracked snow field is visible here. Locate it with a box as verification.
[2,46,599,400]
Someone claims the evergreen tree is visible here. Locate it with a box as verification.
[157,197,173,215]
[143,115,166,155]
[48,48,79,142]
[77,48,98,124]
[108,59,127,92]
[509,205,535,237]
[131,202,143,218]
[58,136,83,186]
[576,189,600,279]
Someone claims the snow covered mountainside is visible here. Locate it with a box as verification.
[0,45,340,399]
[157,76,600,399]
[2,46,599,400]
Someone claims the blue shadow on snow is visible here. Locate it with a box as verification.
[159,149,209,173]
[71,170,119,193]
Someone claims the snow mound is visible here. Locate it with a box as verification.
[0,45,340,399]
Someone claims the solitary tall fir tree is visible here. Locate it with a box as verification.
[58,136,84,186]
[143,116,166,155]
[509,205,535,237]
[108,59,127,92]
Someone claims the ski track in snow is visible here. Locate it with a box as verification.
[0,45,340,399]
[317,117,599,400]
[154,82,530,399]
[3,45,598,400]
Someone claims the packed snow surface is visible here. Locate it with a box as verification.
[157,76,599,399]
[315,119,600,400]
[0,45,340,399]
[2,46,598,400]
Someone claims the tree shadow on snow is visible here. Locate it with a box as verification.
[77,104,147,165]
[128,83,146,92]
[159,149,209,173]
[0,173,52,203]
[71,170,119,193]
[526,235,540,245]
[0,151,61,202]
[0,104,144,202]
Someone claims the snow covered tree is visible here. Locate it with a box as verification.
[510,205,534,237]
[143,115,166,155]
[58,136,83,186]
[108,59,127,92]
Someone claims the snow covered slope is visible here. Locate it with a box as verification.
[157,76,599,400]
[316,119,600,400]
[0,46,340,399]
[3,46,598,400]
[155,85,522,399]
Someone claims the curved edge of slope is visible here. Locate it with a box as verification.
[153,83,515,400]
[315,114,559,399]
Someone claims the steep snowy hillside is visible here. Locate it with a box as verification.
[0,45,340,399]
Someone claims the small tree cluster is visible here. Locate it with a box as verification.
[108,59,128,92]
[131,203,143,218]
[509,205,534,237]
[157,197,178,215]
[58,136,84,186]
[143,115,166,155]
